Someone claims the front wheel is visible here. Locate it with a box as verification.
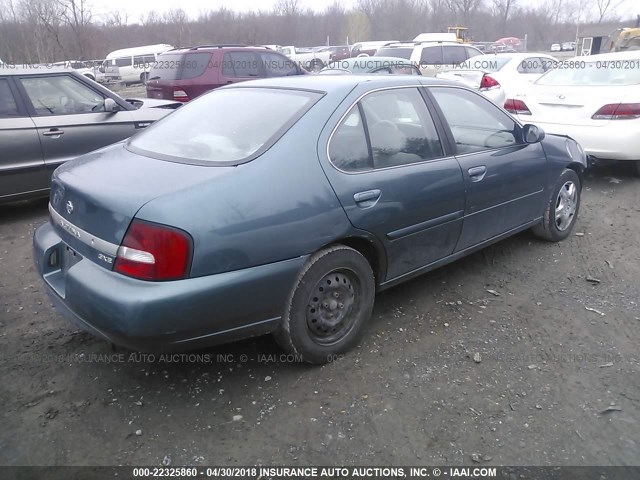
[532,168,581,241]
[274,245,375,364]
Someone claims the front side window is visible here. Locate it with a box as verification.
[128,87,322,164]
[20,75,106,115]
[430,87,518,154]
[0,78,20,117]
[361,88,444,168]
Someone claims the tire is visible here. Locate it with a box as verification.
[532,168,581,242]
[274,245,375,364]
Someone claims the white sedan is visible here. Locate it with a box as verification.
[436,53,557,106]
[504,50,640,176]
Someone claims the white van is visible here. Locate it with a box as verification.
[102,44,175,85]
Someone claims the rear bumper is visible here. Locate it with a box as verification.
[524,121,640,161]
[33,221,307,351]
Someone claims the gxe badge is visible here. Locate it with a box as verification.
[66,201,74,215]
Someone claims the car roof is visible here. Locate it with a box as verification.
[489,52,555,59]
[162,45,269,54]
[223,74,457,93]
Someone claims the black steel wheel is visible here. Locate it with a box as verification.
[274,245,375,364]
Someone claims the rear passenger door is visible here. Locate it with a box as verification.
[428,86,547,251]
[16,73,138,177]
[0,77,47,200]
[220,51,264,84]
[319,87,466,282]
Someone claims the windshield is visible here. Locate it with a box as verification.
[536,60,640,85]
[128,88,322,164]
[375,48,413,59]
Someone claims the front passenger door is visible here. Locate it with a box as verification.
[429,86,547,251]
[16,74,137,178]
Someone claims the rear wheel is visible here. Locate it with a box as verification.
[532,168,581,241]
[274,245,375,364]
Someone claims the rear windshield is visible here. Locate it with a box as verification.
[128,88,323,165]
[536,59,640,86]
[148,52,212,81]
[375,48,413,60]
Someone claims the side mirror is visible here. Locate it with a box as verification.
[522,123,545,144]
[104,97,120,113]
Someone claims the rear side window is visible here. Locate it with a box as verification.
[442,46,467,64]
[329,106,371,171]
[222,52,262,78]
[115,57,132,67]
[128,88,322,164]
[0,79,19,117]
[464,47,483,59]
[262,52,298,77]
[361,88,443,168]
[420,46,442,64]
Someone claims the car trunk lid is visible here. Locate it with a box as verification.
[49,142,234,265]
[515,85,627,126]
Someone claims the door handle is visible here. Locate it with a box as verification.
[42,128,65,137]
[468,165,487,182]
[353,189,381,207]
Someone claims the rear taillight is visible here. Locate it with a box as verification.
[114,220,191,281]
[592,103,640,120]
[172,88,190,102]
[479,74,500,90]
[504,98,531,115]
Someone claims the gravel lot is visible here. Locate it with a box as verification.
[0,163,638,467]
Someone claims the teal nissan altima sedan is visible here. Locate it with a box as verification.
[34,75,586,364]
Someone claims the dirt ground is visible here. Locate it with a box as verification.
[0,163,638,467]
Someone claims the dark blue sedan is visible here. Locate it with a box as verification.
[33,76,586,364]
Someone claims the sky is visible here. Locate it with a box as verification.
[92,0,638,24]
